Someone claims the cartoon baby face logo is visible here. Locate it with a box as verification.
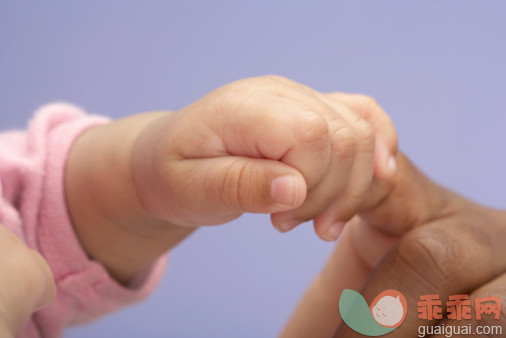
[339,289,408,336]
[370,290,408,328]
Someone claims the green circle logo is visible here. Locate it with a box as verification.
[339,289,408,336]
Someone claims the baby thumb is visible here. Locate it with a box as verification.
[188,156,307,215]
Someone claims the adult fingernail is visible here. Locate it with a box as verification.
[322,222,346,241]
[275,220,301,233]
[388,155,397,174]
[270,175,299,206]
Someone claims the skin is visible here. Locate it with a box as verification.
[2,76,399,335]
[282,151,506,337]
[64,76,399,284]
[0,224,55,337]
[5,76,502,336]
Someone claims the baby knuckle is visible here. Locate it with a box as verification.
[261,75,296,97]
[223,77,262,92]
[220,160,243,209]
[220,160,262,210]
[332,124,358,159]
[261,75,293,85]
[323,92,341,100]
[355,119,375,144]
[236,162,264,210]
[296,114,329,146]
[295,199,333,223]
[362,95,381,112]
[214,89,244,113]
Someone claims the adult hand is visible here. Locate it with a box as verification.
[282,152,494,337]
[333,186,506,337]
[0,224,55,337]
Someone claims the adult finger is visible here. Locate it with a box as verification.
[0,224,56,335]
[334,208,506,337]
[431,272,506,338]
[281,217,399,338]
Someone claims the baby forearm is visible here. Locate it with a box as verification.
[65,111,194,284]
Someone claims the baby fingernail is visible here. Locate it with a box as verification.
[323,222,346,241]
[388,155,397,174]
[271,175,299,206]
[276,220,301,233]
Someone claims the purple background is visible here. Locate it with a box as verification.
[1,1,505,337]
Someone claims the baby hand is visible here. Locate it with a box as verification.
[132,76,398,240]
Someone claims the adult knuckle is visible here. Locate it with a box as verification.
[397,227,464,288]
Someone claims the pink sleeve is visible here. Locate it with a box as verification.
[0,103,168,338]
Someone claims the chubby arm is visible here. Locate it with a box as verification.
[65,111,195,285]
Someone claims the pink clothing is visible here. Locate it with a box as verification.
[0,103,167,338]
